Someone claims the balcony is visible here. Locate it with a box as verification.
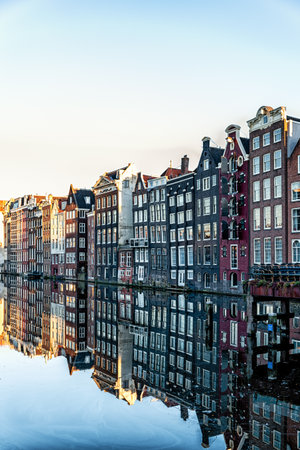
[130,238,148,248]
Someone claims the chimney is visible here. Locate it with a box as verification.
[181,154,189,174]
[202,136,210,151]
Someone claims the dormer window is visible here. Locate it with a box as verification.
[263,115,268,124]
[85,196,91,204]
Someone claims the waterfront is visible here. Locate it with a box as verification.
[0,278,299,449]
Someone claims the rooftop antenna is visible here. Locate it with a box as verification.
[170,160,172,168]
[210,138,222,149]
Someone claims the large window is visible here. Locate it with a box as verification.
[293,240,300,263]
[253,136,260,150]
[263,132,270,146]
[274,149,281,169]
[275,237,282,264]
[230,245,238,269]
[203,197,211,215]
[203,223,211,240]
[253,181,260,202]
[254,239,261,264]
[264,238,271,264]
[274,204,282,228]
[253,208,260,230]
[273,128,281,143]
[253,156,260,175]
[274,175,282,198]
[263,206,271,229]
[263,153,270,172]
[178,247,185,266]
[292,209,300,232]
[263,178,271,200]
[292,182,300,201]
[203,246,211,265]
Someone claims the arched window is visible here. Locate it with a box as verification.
[292,240,300,263]
[229,156,237,173]
[222,221,228,240]
[229,176,237,194]
[229,221,238,239]
[221,177,229,195]
[204,273,211,288]
[229,198,238,216]
[230,272,238,287]
[221,198,229,217]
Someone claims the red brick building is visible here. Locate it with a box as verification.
[219,125,249,290]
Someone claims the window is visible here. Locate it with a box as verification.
[254,239,261,264]
[186,192,192,203]
[262,425,270,444]
[197,199,201,216]
[274,128,281,143]
[263,153,270,172]
[170,229,176,242]
[293,240,300,263]
[263,178,271,200]
[213,196,217,214]
[178,247,185,266]
[274,176,282,198]
[212,175,217,186]
[253,208,260,230]
[177,211,184,224]
[253,181,260,202]
[274,204,282,228]
[273,431,281,450]
[230,245,238,269]
[274,149,281,169]
[264,238,271,264]
[253,156,260,175]
[264,206,271,229]
[197,224,201,241]
[292,209,300,232]
[203,177,210,191]
[263,132,270,146]
[292,182,300,201]
[187,227,193,240]
[203,159,209,170]
[275,237,282,264]
[177,194,184,206]
[203,197,210,215]
[203,246,211,265]
[178,228,185,241]
[186,209,193,221]
[187,246,193,266]
[230,321,238,346]
[79,223,85,233]
[253,136,260,150]
[203,223,211,240]
[79,237,85,248]
[170,213,175,224]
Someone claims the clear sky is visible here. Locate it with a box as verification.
[0,0,300,199]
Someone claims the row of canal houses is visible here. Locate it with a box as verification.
[3,105,300,292]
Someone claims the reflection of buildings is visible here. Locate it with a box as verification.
[3,278,300,449]
[92,286,137,404]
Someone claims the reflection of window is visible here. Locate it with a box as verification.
[230,245,238,269]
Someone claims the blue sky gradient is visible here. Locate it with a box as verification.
[0,0,300,198]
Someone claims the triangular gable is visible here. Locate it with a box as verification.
[92,175,114,191]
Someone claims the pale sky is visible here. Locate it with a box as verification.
[1,0,300,199]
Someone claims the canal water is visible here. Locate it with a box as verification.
[0,277,299,449]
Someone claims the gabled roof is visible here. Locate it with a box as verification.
[68,185,95,208]
[160,167,182,179]
[142,174,155,187]
[209,147,224,165]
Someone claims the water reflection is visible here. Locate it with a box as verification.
[1,277,300,449]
